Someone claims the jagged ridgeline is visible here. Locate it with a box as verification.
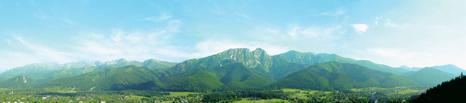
[0,48,459,91]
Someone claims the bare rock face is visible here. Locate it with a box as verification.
[170,48,273,74]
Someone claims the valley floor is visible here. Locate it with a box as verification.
[0,87,423,103]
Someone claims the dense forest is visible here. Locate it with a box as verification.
[411,74,466,103]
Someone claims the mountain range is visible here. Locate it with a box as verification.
[0,48,461,91]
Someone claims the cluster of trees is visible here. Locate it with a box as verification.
[411,74,466,103]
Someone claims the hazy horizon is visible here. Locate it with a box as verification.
[1,0,466,70]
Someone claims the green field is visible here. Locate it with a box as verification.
[234,98,290,103]
[0,87,422,103]
[167,92,199,97]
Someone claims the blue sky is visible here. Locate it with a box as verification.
[1,0,466,71]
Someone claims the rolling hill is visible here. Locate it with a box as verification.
[0,59,176,90]
[272,62,412,89]
[431,64,466,75]
[0,63,62,82]
[162,61,273,91]
[403,68,456,87]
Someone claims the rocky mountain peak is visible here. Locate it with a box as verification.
[253,48,267,54]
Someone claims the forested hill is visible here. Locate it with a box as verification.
[411,74,466,103]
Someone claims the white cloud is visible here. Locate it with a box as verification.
[32,10,76,26]
[287,25,342,38]
[5,39,12,45]
[67,13,185,62]
[367,48,416,62]
[163,20,182,34]
[13,36,74,63]
[352,24,368,33]
[374,16,409,29]
[362,47,466,69]
[0,37,290,71]
[77,14,183,61]
[0,36,77,70]
[0,13,185,70]
[0,51,40,71]
[75,33,289,63]
[145,13,183,36]
[248,25,347,54]
[320,8,346,16]
[360,2,466,69]
[145,13,173,22]
[75,31,166,61]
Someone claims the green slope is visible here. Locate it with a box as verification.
[431,64,465,75]
[270,50,409,80]
[162,68,223,91]
[143,59,176,71]
[0,62,98,88]
[161,61,272,91]
[0,75,35,88]
[272,62,412,89]
[0,63,61,82]
[403,68,455,87]
[43,65,163,91]
[0,59,175,90]
[218,62,273,89]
